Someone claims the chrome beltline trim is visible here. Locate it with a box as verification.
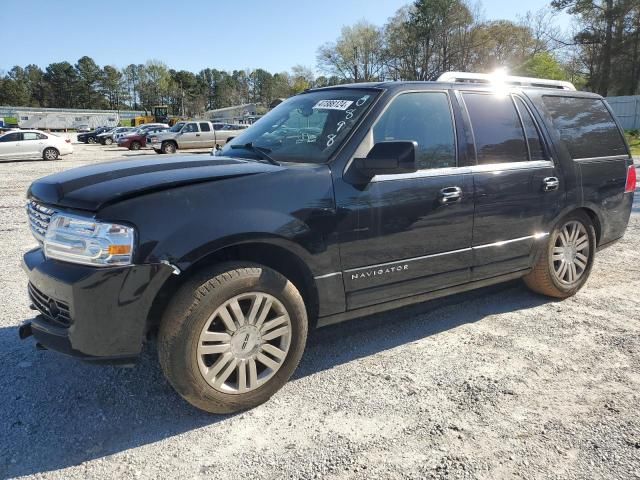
[572,154,630,163]
[318,233,549,278]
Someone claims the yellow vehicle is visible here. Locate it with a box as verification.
[131,105,178,127]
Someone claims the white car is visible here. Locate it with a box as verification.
[0,130,73,160]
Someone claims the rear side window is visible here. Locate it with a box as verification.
[513,97,546,161]
[200,122,211,132]
[373,91,456,170]
[463,93,528,164]
[542,96,627,159]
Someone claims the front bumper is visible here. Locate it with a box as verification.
[21,248,173,361]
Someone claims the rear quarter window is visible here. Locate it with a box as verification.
[542,96,628,159]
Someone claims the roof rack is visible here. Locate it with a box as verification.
[436,71,576,91]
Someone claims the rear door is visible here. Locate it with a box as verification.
[21,132,43,157]
[198,122,216,148]
[459,91,563,280]
[0,132,23,158]
[179,122,200,148]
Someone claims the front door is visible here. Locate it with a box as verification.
[179,123,201,148]
[459,91,564,279]
[0,132,23,158]
[335,90,475,310]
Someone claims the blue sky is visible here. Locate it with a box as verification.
[0,0,570,73]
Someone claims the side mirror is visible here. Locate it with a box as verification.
[353,141,417,178]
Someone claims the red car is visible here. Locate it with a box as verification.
[118,126,168,150]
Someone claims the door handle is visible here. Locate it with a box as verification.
[543,177,559,191]
[439,186,462,204]
[196,134,201,137]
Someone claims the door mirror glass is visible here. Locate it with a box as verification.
[354,141,417,178]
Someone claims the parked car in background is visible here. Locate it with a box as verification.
[100,127,135,145]
[118,126,169,150]
[0,130,72,160]
[76,125,91,133]
[77,126,112,144]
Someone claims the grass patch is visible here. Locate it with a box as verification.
[625,130,640,156]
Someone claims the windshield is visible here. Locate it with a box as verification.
[169,122,185,132]
[221,89,378,163]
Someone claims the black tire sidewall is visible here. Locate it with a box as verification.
[160,264,308,413]
[546,212,596,295]
[130,141,141,150]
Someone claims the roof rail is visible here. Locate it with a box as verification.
[436,71,576,91]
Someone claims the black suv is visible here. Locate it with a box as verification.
[21,78,636,413]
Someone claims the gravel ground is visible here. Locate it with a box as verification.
[1,138,639,480]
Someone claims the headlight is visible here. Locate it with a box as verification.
[44,213,135,267]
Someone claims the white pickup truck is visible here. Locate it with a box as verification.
[149,121,248,154]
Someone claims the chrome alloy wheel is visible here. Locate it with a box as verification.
[551,220,590,285]
[197,292,292,394]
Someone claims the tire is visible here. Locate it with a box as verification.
[158,262,308,413]
[104,137,113,145]
[154,148,163,154]
[87,137,96,144]
[42,147,59,161]
[523,211,596,298]
[130,141,141,150]
[161,141,177,154]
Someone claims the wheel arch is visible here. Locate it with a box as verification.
[145,239,320,336]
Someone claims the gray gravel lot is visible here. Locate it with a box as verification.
[1,138,639,479]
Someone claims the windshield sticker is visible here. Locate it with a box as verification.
[313,99,354,110]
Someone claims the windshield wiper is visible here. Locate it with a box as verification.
[230,142,279,166]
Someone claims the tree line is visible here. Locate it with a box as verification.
[0,58,328,116]
[317,0,640,96]
[0,0,638,115]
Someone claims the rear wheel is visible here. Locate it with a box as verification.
[524,211,596,298]
[42,147,59,161]
[158,263,308,413]
[161,141,177,154]
[87,137,96,144]
[130,141,141,150]
[104,137,113,145]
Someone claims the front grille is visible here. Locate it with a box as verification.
[27,200,55,242]
[28,282,72,328]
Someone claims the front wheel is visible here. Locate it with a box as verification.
[161,141,176,154]
[130,141,141,150]
[104,137,113,145]
[158,263,308,413]
[87,137,96,144]
[524,211,596,298]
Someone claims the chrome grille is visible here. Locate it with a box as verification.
[28,282,72,328]
[27,200,55,242]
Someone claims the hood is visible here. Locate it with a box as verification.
[28,156,284,211]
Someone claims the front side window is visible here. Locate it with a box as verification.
[0,133,21,142]
[183,123,198,133]
[373,91,456,170]
[542,96,627,159]
[221,88,378,164]
[463,93,528,164]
